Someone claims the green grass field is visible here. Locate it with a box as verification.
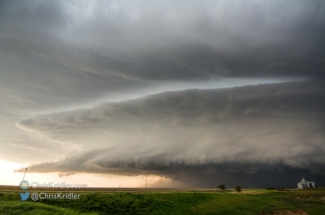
[0,188,324,215]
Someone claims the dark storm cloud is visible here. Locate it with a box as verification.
[1,0,325,186]
[16,81,325,186]
[1,0,325,81]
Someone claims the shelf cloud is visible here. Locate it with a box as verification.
[15,81,325,187]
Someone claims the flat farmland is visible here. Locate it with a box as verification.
[0,186,324,215]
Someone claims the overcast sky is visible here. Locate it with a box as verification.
[1,0,325,188]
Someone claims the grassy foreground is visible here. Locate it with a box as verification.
[0,188,325,215]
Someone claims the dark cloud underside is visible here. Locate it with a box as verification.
[1,0,325,81]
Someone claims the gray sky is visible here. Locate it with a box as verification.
[1,0,325,187]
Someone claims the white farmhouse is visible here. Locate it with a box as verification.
[297,178,316,189]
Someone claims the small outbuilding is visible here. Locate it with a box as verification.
[297,178,316,189]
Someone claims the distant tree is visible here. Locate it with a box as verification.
[266,187,276,190]
[218,184,226,190]
[235,186,241,193]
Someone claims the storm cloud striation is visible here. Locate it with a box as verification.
[16,81,325,187]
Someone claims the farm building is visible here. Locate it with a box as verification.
[297,178,316,189]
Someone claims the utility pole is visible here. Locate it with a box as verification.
[22,168,28,181]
